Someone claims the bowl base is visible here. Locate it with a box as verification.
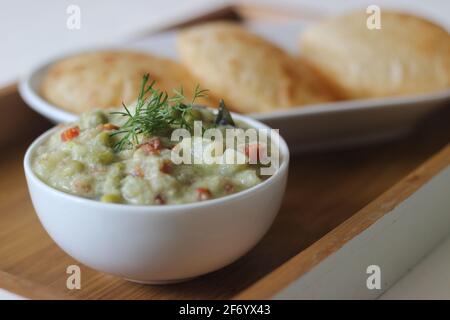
[125,276,196,285]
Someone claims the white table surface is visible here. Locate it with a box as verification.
[380,235,450,300]
[1,0,450,88]
[0,289,25,300]
[1,0,450,299]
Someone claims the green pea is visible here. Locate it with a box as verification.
[97,131,112,147]
[171,109,181,119]
[96,150,115,164]
[61,160,85,176]
[80,110,108,129]
[190,109,202,120]
[100,194,123,203]
[111,162,125,172]
[183,109,202,125]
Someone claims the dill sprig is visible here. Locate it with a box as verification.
[110,74,208,152]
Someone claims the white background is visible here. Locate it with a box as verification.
[1,0,450,299]
[1,0,450,87]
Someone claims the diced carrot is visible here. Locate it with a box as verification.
[138,138,162,155]
[61,126,80,142]
[131,165,144,178]
[154,194,165,205]
[101,123,119,130]
[244,143,267,164]
[224,182,234,193]
[196,188,212,201]
[160,160,172,174]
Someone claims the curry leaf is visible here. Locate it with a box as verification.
[215,100,235,127]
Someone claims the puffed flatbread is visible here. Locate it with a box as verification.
[41,50,216,113]
[299,11,450,99]
[177,22,338,113]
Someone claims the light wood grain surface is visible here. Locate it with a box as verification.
[0,270,70,300]
[0,89,448,298]
[1,4,450,300]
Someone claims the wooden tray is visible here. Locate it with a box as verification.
[1,4,450,300]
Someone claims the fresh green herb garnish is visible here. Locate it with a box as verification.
[110,74,208,151]
[215,99,235,127]
[111,74,236,152]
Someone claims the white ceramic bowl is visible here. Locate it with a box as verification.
[23,114,289,284]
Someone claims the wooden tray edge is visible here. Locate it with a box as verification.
[235,142,450,299]
[0,270,71,300]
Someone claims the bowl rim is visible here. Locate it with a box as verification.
[24,112,290,213]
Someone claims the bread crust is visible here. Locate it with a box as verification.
[41,50,216,113]
[177,22,338,113]
[299,11,450,99]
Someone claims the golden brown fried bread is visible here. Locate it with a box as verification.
[300,11,450,99]
[177,22,337,113]
[41,50,216,113]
